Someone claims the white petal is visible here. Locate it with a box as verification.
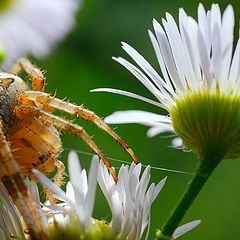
[68,151,87,212]
[121,42,169,91]
[85,156,98,224]
[152,176,167,203]
[163,13,188,87]
[104,110,171,126]
[147,124,175,137]
[110,190,123,235]
[172,220,201,239]
[171,137,183,148]
[219,5,234,86]
[91,88,165,109]
[113,56,166,103]
[148,30,175,96]
[229,41,240,93]
[153,19,184,92]
[65,182,75,202]
[0,0,80,67]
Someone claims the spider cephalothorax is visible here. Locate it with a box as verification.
[0,58,138,240]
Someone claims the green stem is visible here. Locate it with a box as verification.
[156,145,225,240]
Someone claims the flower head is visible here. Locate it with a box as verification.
[0,0,81,67]
[98,161,200,239]
[33,151,102,239]
[93,4,240,159]
[98,161,167,240]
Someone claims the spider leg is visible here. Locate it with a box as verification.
[45,159,65,204]
[15,105,118,182]
[23,92,139,164]
[54,159,65,188]
[10,58,45,91]
[0,124,46,240]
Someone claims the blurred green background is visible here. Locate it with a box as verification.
[35,0,240,239]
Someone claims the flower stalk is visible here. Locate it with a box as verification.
[156,144,226,239]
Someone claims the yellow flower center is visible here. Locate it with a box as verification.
[170,90,240,159]
[0,0,15,13]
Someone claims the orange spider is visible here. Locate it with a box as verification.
[0,58,139,240]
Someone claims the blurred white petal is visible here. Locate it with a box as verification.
[172,220,201,239]
[98,162,166,240]
[0,0,81,67]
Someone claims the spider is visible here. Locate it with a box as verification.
[0,58,139,240]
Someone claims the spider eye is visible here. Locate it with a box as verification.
[39,155,47,163]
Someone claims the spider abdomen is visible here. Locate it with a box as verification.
[8,116,62,175]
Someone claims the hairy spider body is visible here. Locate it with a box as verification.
[0,74,61,176]
[0,58,138,240]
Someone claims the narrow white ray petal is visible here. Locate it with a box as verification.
[104,110,171,126]
[68,150,82,172]
[147,124,175,138]
[97,162,115,208]
[164,13,193,88]
[91,88,166,109]
[65,182,75,202]
[68,151,86,215]
[229,39,240,87]
[219,5,234,86]
[198,28,212,85]
[198,3,210,51]
[172,220,201,239]
[121,42,171,91]
[85,156,98,223]
[153,19,185,92]
[113,56,168,103]
[179,9,199,88]
[148,30,175,96]
[211,23,221,83]
[210,4,222,84]
[152,177,167,203]
[171,137,183,148]
[111,190,122,235]
[138,166,151,202]
[184,16,202,84]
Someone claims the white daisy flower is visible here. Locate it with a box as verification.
[33,151,98,235]
[0,0,81,67]
[98,160,167,240]
[98,161,201,239]
[92,4,240,159]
